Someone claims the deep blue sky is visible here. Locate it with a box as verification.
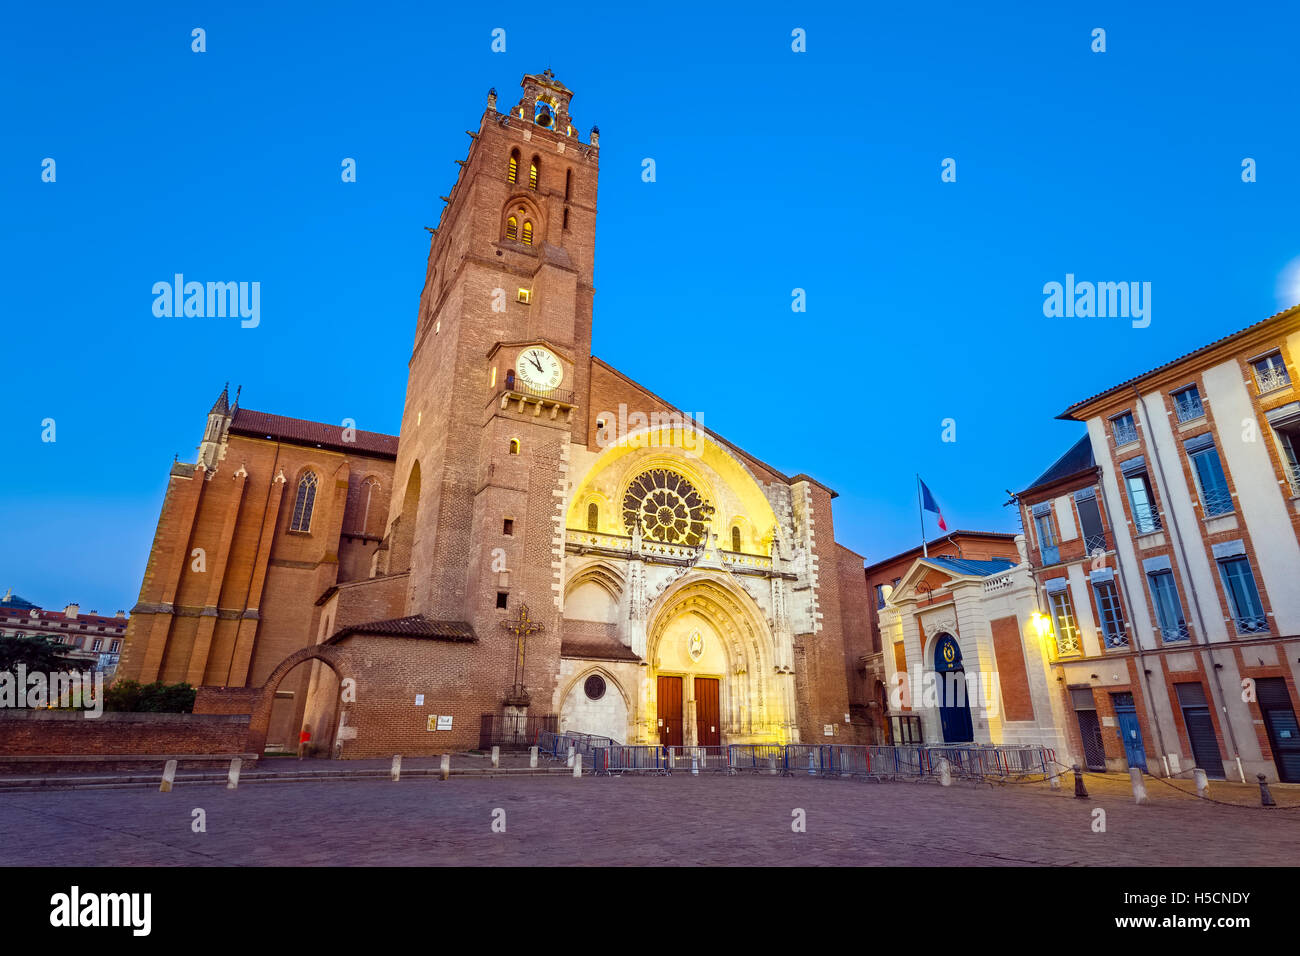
[3,1,1298,611]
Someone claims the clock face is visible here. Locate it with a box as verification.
[516,346,563,392]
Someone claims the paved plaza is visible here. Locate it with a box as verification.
[2,768,1297,866]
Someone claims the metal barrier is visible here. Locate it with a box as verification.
[728,744,785,773]
[536,731,580,762]
[590,745,671,775]
[567,740,1056,781]
[667,746,731,772]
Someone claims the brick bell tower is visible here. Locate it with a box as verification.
[384,70,599,718]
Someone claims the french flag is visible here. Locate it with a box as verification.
[919,478,948,532]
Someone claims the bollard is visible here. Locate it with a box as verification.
[491,746,500,769]
[1129,768,1148,805]
[227,757,242,790]
[440,753,450,781]
[937,756,952,788]
[390,755,401,782]
[1258,773,1276,807]
[159,759,177,793]
[768,754,778,776]
[567,745,575,768]
[1193,768,1208,798]
[1049,767,1061,791]
[808,751,816,776]
[691,752,699,776]
[529,745,538,769]
[1073,764,1089,799]
[669,749,676,770]
[572,753,582,778]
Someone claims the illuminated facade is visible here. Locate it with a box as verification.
[121,72,868,756]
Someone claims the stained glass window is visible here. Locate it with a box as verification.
[291,472,317,532]
[622,469,711,545]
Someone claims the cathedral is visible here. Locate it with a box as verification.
[117,71,872,757]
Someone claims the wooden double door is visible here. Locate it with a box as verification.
[657,676,720,747]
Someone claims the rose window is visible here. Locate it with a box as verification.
[622,469,712,545]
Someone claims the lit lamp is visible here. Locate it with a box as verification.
[1031,611,1053,643]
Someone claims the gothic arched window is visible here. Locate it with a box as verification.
[529,158,539,190]
[506,216,518,240]
[732,526,742,552]
[622,469,711,546]
[291,472,318,532]
[587,502,599,532]
[508,150,519,184]
[522,220,533,244]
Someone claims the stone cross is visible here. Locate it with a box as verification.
[502,604,544,700]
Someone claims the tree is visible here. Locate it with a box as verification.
[0,634,73,673]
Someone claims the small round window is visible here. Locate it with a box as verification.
[584,674,606,701]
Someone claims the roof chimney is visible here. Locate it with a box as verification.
[63,602,79,619]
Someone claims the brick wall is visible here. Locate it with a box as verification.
[0,710,251,756]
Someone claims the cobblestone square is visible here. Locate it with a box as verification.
[2,772,1296,867]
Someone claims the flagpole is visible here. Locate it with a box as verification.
[917,474,928,557]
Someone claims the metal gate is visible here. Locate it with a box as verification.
[1174,683,1225,779]
[1111,691,1147,772]
[1257,677,1300,783]
[1070,687,1106,771]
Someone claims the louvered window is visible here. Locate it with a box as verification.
[506,216,517,240]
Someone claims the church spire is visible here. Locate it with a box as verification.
[209,382,230,416]
[198,382,236,474]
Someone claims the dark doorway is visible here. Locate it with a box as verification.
[933,633,973,743]
[1257,677,1300,783]
[1174,682,1225,779]
[1070,687,1106,771]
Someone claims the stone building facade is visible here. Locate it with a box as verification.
[1022,305,1300,783]
[117,72,867,757]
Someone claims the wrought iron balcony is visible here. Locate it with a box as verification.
[1233,614,1270,635]
[1255,364,1292,394]
[1200,487,1234,517]
[1083,531,1109,555]
[1102,626,1129,649]
[1158,621,1191,643]
[497,380,575,406]
[1174,392,1204,422]
[1113,421,1139,446]
[1133,506,1162,535]
[1054,626,1081,656]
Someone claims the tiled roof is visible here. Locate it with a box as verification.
[328,615,476,643]
[924,557,1016,577]
[560,635,642,662]
[1020,435,1096,493]
[229,408,399,459]
[1058,304,1300,419]
[863,531,1019,573]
